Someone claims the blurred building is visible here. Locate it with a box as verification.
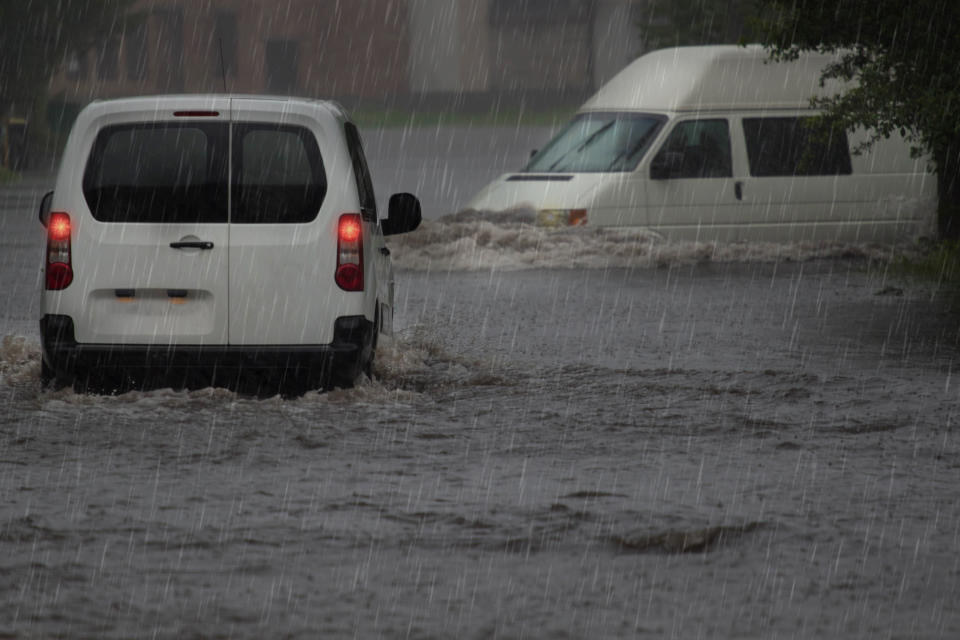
[48,0,646,111]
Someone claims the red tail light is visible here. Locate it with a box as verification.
[335,213,364,291]
[46,211,73,290]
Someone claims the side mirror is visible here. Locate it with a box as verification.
[38,191,53,227]
[382,193,422,236]
[650,151,684,180]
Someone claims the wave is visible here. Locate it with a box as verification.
[386,208,906,271]
[0,335,39,389]
[607,522,765,554]
[0,328,494,404]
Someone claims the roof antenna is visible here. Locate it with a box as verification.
[218,37,227,93]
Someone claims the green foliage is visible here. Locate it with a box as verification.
[640,0,759,49]
[759,0,960,152]
[892,240,960,284]
[755,0,960,236]
[0,0,133,116]
[0,166,20,185]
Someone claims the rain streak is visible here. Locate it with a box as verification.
[2,1,960,639]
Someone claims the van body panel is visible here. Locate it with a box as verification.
[68,223,231,344]
[467,173,606,214]
[368,222,391,332]
[646,177,740,238]
[52,96,232,345]
[582,45,847,113]
[644,115,740,238]
[583,174,647,227]
[226,98,352,346]
[341,121,389,337]
[733,117,937,242]
[40,95,417,391]
[466,46,938,243]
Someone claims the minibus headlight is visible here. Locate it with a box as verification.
[536,209,588,227]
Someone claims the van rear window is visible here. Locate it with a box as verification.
[83,122,327,224]
[83,123,228,223]
[743,117,852,177]
[232,124,326,224]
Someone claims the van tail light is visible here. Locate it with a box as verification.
[45,211,73,290]
[335,213,364,291]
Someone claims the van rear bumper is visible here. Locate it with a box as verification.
[40,314,374,390]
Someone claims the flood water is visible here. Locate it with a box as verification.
[2,128,960,639]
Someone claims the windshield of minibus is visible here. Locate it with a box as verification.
[524,112,666,173]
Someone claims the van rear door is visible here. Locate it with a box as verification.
[227,100,338,345]
[73,103,231,345]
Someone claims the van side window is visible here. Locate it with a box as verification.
[343,122,377,221]
[743,117,852,177]
[83,123,228,223]
[651,119,732,179]
[232,124,326,224]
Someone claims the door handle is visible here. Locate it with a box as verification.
[734,181,744,201]
[170,241,214,250]
[379,247,391,256]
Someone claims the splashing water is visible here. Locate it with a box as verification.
[387,209,905,271]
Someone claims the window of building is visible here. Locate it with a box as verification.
[65,50,88,80]
[489,0,592,27]
[265,40,300,94]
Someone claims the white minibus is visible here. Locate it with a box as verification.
[467,45,936,243]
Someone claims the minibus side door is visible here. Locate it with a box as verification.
[646,118,741,241]
[735,115,855,242]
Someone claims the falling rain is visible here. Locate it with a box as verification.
[1,1,959,638]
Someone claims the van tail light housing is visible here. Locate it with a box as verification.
[45,212,73,290]
[335,213,364,291]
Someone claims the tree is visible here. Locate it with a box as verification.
[0,0,133,119]
[755,0,960,238]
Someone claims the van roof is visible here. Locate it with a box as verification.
[582,45,847,113]
[83,94,348,119]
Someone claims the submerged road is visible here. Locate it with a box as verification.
[2,126,960,638]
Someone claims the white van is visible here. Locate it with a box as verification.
[38,95,421,394]
[467,45,937,243]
